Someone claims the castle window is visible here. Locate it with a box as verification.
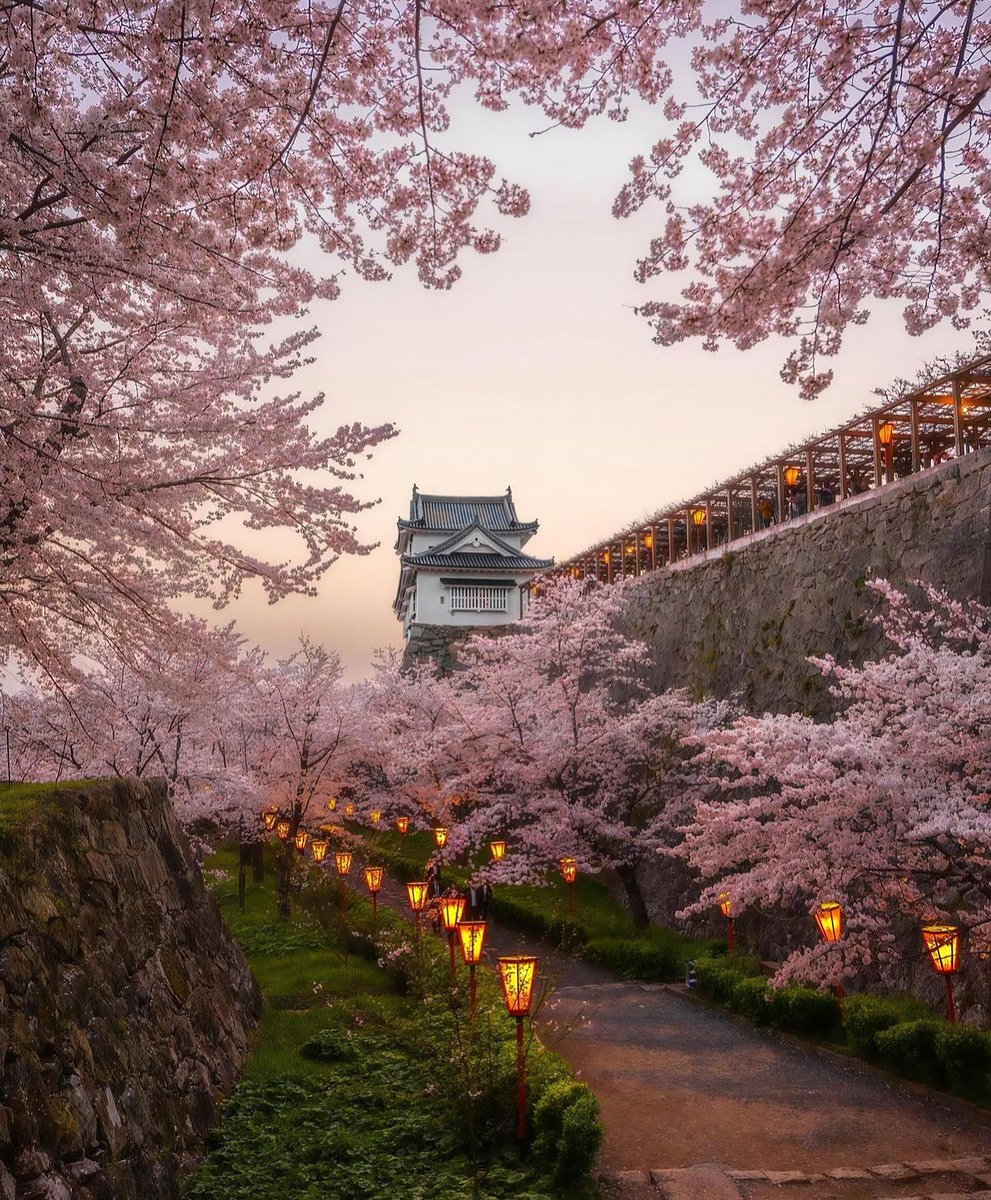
[450,584,509,613]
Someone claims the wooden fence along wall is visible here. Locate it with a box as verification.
[558,356,991,584]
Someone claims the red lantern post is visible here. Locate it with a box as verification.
[457,921,487,1015]
[439,895,466,976]
[406,880,429,928]
[922,924,961,1024]
[814,900,846,1002]
[364,865,384,925]
[559,857,578,914]
[719,893,735,956]
[498,956,538,1141]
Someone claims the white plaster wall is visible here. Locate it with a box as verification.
[413,573,528,626]
[408,529,524,554]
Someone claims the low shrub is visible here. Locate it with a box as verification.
[843,994,931,1059]
[935,1025,991,1099]
[875,1019,946,1087]
[532,1081,603,1187]
[694,959,740,1004]
[585,938,680,982]
[729,976,772,1024]
[765,987,842,1038]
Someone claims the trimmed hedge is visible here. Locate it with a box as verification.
[695,957,842,1039]
[585,934,687,983]
[876,1019,946,1087]
[936,1024,991,1098]
[842,993,932,1058]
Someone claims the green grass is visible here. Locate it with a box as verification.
[188,846,600,1199]
[0,778,105,834]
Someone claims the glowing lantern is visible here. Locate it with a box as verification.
[602,550,611,564]
[364,865,384,894]
[878,421,895,446]
[719,893,731,918]
[490,840,507,862]
[262,808,278,832]
[344,802,356,818]
[440,895,466,931]
[334,850,352,876]
[396,815,410,836]
[434,826,448,849]
[922,924,960,974]
[458,920,487,1014]
[922,924,961,1023]
[311,839,329,864]
[784,466,801,487]
[813,901,844,944]
[370,810,382,824]
[276,821,291,841]
[571,567,580,578]
[364,865,384,922]
[644,533,654,549]
[326,797,337,812]
[498,956,540,1140]
[692,507,707,525]
[406,880,429,924]
[294,829,309,855]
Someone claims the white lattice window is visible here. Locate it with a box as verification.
[449,584,509,612]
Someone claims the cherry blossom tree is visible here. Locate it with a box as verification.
[391,577,718,928]
[683,582,991,991]
[2,621,260,815]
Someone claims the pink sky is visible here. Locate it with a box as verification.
[217,97,970,679]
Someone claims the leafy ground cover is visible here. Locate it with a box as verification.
[186,848,601,1200]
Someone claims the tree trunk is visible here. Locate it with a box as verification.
[615,862,650,931]
[276,852,292,918]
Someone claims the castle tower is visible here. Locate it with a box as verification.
[393,486,554,646]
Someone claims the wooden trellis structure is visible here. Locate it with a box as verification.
[559,355,991,583]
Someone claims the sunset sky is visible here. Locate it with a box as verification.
[222,95,970,679]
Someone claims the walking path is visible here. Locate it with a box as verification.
[378,880,991,1200]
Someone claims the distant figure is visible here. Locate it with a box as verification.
[468,881,482,918]
[480,882,493,919]
[757,497,775,528]
[817,484,834,507]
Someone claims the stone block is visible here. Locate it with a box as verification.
[870,1163,919,1181]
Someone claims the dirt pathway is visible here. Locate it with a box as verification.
[377,881,991,1199]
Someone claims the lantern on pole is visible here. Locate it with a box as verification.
[490,840,507,863]
[276,820,291,842]
[497,956,539,1141]
[559,857,578,914]
[334,850,353,911]
[364,865,384,924]
[311,839,329,864]
[783,465,801,488]
[457,921,487,1014]
[878,420,895,482]
[344,802,356,818]
[262,808,278,832]
[370,810,382,825]
[406,880,429,927]
[396,815,410,837]
[922,924,961,1024]
[294,829,309,856]
[718,893,735,957]
[814,901,844,943]
[440,895,467,976]
[434,826,449,849]
[813,900,846,1001]
[326,797,337,812]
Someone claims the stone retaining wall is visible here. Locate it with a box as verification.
[0,778,260,1199]
[624,447,991,715]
